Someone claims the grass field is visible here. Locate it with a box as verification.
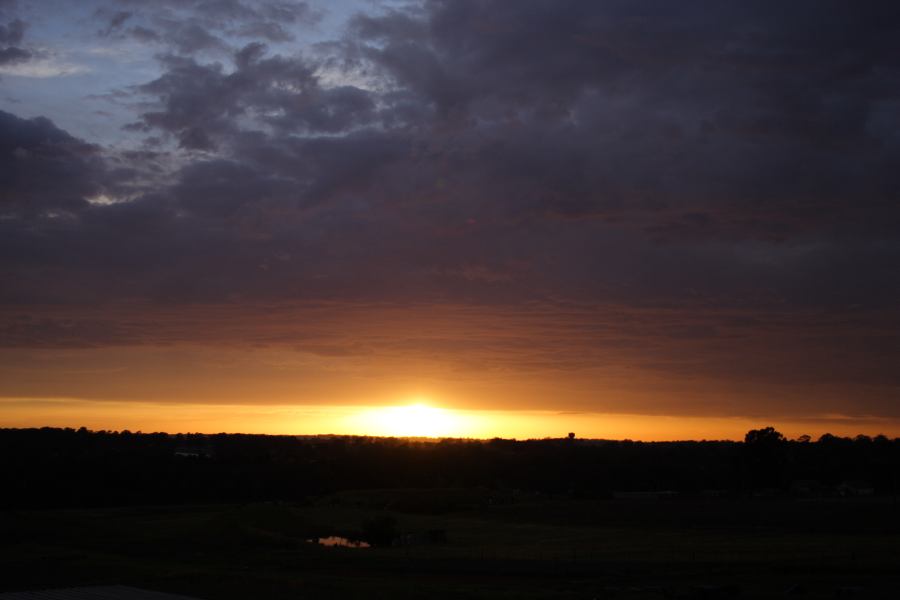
[2,491,899,598]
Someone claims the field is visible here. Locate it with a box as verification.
[3,489,899,599]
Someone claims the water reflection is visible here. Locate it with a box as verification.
[309,536,371,548]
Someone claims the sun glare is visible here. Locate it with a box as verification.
[350,403,465,438]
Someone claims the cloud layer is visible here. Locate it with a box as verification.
[2,0,900,424]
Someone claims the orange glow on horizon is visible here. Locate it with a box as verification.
[2,397,899,441]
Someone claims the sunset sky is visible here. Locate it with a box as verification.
[2,0,900,440]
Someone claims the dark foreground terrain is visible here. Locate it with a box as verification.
[3,494,900,599]
[2,428,899,598]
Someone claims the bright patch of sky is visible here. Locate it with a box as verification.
[0,0,380,146]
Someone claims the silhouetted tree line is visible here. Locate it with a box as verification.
[1,427,897,509]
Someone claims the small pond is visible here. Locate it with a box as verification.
[308,536,371,548]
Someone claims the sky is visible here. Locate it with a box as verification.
[2,0,900,440]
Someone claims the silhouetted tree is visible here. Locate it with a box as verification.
[743,427,787,489]
[744,426,785,446]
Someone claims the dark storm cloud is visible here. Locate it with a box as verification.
[0,16,24,44]
[129,45,376,148]
[0,45,28,64]
[98,10,131,37]
[341,0,900,228]
[3,1,900,418]
[0,111,105,216]
[8,0,900,308]
[171,158,296,216]
[0,17,29,64]
[163,23,229,56]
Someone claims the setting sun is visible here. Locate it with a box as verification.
[348,403,471,438]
